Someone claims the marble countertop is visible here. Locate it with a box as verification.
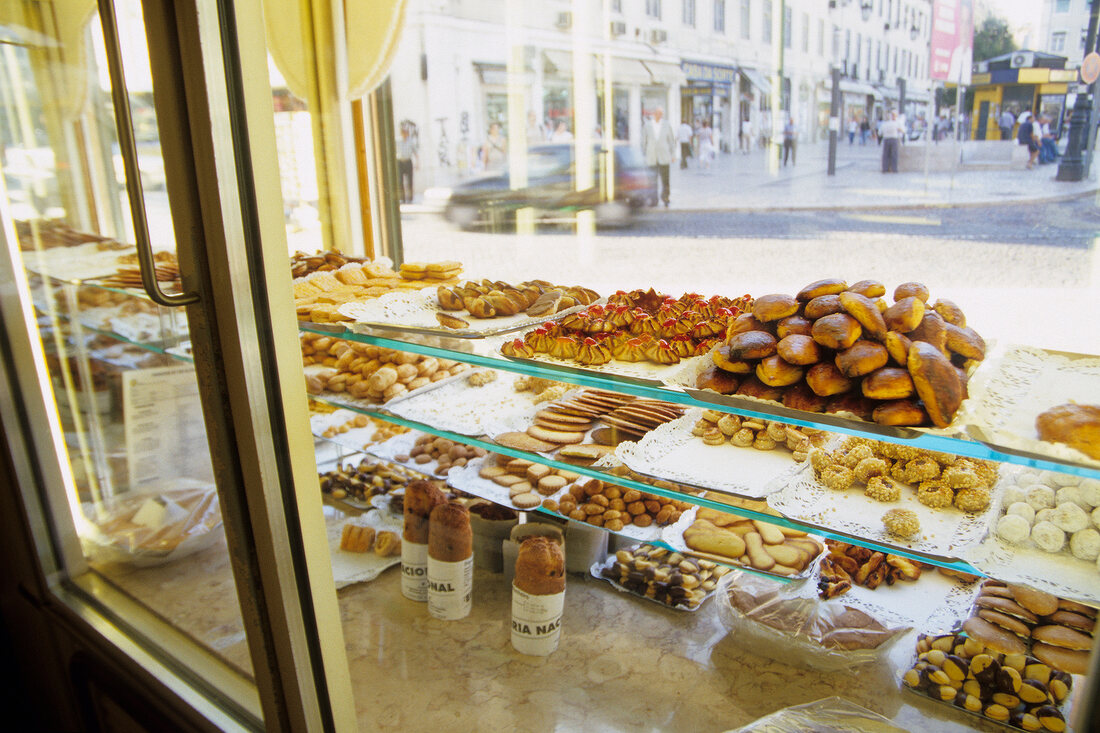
[93,533,1017,732]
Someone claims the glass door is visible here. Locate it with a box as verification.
[0,0,354,729]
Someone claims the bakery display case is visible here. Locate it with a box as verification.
[1,1,1098,732]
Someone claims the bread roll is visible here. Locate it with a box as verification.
[726,330,778,360]
[712,345,754,374]
[811,313,862,350]
[834,340,888,378]
[696,364,741,394]
[839,291,887,341]
[776,334,823,365]
[796,278,847,301]
[726,312,770,337]
[872,399,928,426]
[893,282,930,303]
[908,341,964,428]
[1036,403,1100,460]
[404,480,448,543]
[884,331,914,366]
[932,298,966,327]
[735,375,786,402]
[755,355,805,387]
[884,296,925,333]
[804,294,844,320]
[806,362,854,396]
[944,322,986,360]
[861,366,915,400]
[847,279,886,298]
[776,315,813,338]
[908,311,948,353]
[782,381,829,412]
[514,536,565,595]
[824,392,875,420]
[428,502,472,561]
[752,294,800,322]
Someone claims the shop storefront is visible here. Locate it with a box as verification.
[681,61,737,152]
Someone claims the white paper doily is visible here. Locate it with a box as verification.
[327,510,403,589]
[959,344,1100,468]
[766,462,999,559]
[24,242,133,281]
[500,347,707,387]
[961,466,1100,605]
[615,410,804,499]
[385,372,542,437]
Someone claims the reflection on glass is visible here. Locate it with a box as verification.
[1,1,251,678]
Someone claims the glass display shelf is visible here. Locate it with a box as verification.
[300,322,1100,481]
[307,391,982,575]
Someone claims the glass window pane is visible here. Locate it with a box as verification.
[1,0,254,688]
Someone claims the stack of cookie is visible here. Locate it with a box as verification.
[478,455,578,510]
[963,580,1096,675]
[399,260,463,281]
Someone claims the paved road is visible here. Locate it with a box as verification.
[610,197,1100,249]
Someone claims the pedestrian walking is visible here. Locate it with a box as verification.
[739,113,752,154]
[880,111,903,173]
[642,107,676,207]
[782,117,796,166]
[1017,111,1039,169]
[698,120,715,170]
[481,122,507,170]
[847,118,857,145]
[1039,115,1058,164]
[549,120,573,142]
[860,117,871,145]
[526,111,547,145]
[999,108,1015,142]
[396,122,418,203]
[677,119,693,168]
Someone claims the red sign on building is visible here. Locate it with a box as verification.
[930,0,974,84]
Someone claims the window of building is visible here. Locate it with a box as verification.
[714,0,726,31]
[845,28,851,60]
[818,18,825,55]
[801,12,809,52]
[783,6,792,48]
[683,0,696,26]
[1055,0,1070,12]
[740,0,751,39]
[647,0,663,19]
[611,0,623,12]
[1050,31,1067,52]
[763,0,772,43]
[832,24,840,59]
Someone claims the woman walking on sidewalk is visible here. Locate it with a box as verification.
[880,111,903,173]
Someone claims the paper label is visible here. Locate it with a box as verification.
[427,555,473,620]
[511,586,564,656]
[401,541,429,602]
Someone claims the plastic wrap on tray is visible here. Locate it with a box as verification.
[721,696,907,733]
[80,485,222,566]
[714,569,910,672]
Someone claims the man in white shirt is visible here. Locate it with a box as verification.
[643,107,677,206]
[880,111,903,173]
[677,120,693,168]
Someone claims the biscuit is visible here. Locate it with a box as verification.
[537,475,568,495]
[526,425,587,444]
[493,431,558,452]
[535,410,593,425]
[1032,641,1091,675]
[977,609,1032,638]
[512,492,541,509]
[1007,583,1059,616]
[974,595,1039,624]
[963,615,1028,656]
[1032,624,1093,651]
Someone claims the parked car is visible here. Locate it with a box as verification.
[440,143,656,229]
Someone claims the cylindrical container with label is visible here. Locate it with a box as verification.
[400,541,430,601]
[428,502,473,620]
[511,536,566,655]
[428,555,474,620]
[402,480,448,602]
[511,585,564,656]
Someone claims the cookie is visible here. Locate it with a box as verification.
[1032,641,1091,675]
[534,416,594,432]
[977,609,1032,638]
[589,427,619,446]
[506,458,535,475]
[1008,583,1060,616]
[526,464,552,482]
[1048,610,1095,633]
[963,615,1029,656]
[1032,624,1093,651]
[492,475,523,487]
[535,410,593,425]
[526,425,586,444]
[557,443,615,459]
[479,465,506,479]
[494,431,558,453]
[537,475,567,495]
[975,595,1039,624]
[512,492,541,509]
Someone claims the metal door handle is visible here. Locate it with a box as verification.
[97,0,199,307]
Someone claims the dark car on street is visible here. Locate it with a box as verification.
[441,142,656,229]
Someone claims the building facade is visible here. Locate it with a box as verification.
[388,0,933,193]
[1039,0,1092,69]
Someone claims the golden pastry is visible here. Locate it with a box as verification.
[847,280,886,298]
[884,296,925,333]
[726,330,778,360]
[796,278,847,301]
[893,282,930,302]
[1036,403,1100,460]
[776,334,823,365]
[907,341,964,428]
[806,362,854,396]
[839,291,888,341]
[908,312,948,353]
[871,399,928,426]
[776,315,813,338]
[755,355,804,387]
[835,340,889,378]
[751,293,800,322]
[804,294,844,319]
[861,366,915,400]
[811,313,862,350]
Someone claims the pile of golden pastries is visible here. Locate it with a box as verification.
[300,333,467,401]
[696,279,986,428]
[691,408,821,460]
[817,540,926,598]
[808,436,997,513]
[503,288,752,366]
[435,278,598,329]
[293,255,464,323]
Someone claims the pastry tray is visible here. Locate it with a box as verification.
[615,409,804,499]
[588,557,715,612]
[445,457,665,542]
[308,367,459,412]
[957,344,1100,471]
[497,349,705,388]
[766,458,999,561]
[960,465,1100,607]
[325,508,403,589]
[660,507,821,582]
[339,287,595,339]
[384,371,548,437]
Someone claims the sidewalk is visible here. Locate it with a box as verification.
[663,139,1099,211]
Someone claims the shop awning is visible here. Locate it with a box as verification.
[874,84,899,101]
[823,78,882,100]
[473,61,508,86]
[543,49,572,77]
[739,68,772,96]
[595,55,659,85]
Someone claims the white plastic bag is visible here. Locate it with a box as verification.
[722,697,907,733]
